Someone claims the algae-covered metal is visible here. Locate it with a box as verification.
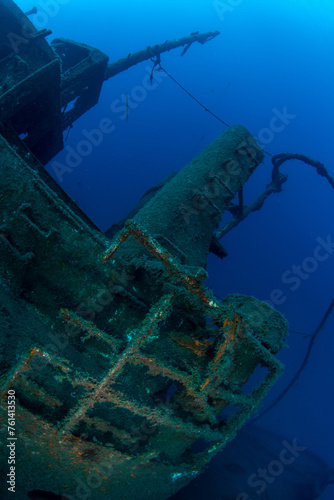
[0,1,288,498]
[0,122,287,499]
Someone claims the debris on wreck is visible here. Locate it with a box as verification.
[2,1,331,499]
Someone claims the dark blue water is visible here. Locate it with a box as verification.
[16,0,334,498]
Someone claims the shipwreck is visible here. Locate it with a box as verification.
[0,1,300,499]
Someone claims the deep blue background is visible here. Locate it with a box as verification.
[16,0,334,496]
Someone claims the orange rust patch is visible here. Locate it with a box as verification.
[171,335,212,357]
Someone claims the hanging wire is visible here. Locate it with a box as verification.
[158,65,230,128]
[253,297,334,422]
[158,64,273,158]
